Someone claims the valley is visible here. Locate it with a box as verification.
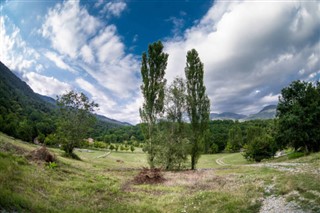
[1,133,319,212]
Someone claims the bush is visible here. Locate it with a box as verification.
[243,134,276,162]
[109,144,115,151]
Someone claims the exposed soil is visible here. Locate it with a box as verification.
[133,167,166,184]
[27,146,56,163]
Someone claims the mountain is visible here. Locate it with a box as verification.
[244,105,277,121]
[0,61,129,141]
[95,114,131,126]
[210,112,247,120]
[210,105,277,121]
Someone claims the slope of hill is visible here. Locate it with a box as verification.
[1,133,319,212]
[244,105,277,121]
[0,61,129,141]
[210,105,277,121]
[210,112,247,120]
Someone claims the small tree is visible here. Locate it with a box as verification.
[130,145,135,152]
[243,133,276,162]
[140,41,168,168]
[56,91,98,157]
[157,77,189,170]
[185,49,210,170]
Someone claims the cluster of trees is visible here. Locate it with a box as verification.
[140,41,210,170]
[0,62,57,142]
[94,125,144,144]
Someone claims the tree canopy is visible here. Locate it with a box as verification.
[276,80,320,152]
[57,91,98,157]
[185,49,210,170]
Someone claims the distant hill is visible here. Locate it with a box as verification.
[0,61,129,141]
[210,105,277,121]
[210,112,247,120]
[95,114,131,126]
[244,105,277,121]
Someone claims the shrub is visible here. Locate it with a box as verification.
[243,134,276,162]
[47,162,58,169]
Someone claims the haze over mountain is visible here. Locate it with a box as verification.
[1,0,318,124]
[211,105,277,121]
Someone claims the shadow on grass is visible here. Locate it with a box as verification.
[62,152,82,161]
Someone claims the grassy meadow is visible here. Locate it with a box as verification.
[0,132,319,212]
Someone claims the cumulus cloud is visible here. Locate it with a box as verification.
[0,16,39,73]
[164,0,320,114]
[41,0,101,59]
[76,77,141,124]
[40,0,141,123]
[23,72,72,97]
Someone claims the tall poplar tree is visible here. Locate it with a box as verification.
[185,49,210,170]
[140,41,168,168]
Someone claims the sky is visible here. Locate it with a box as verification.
[0,0,319,124]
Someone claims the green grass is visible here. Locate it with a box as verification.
[1,132,319,212]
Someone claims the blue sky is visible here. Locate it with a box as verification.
[1,0,319,124]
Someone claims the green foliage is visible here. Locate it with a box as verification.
[243,133,276,162]
[209,143,219,154]
[44,134,59,146]
[276,80,320,152]
[0,62,57,142]
[93,141,107,149]
[185,49,210,170]
[152,77,189,170]
[47,162,58,169]
[225,126,243,153]
[56,91,98,155]
[152,122,190,170]
[140,41,168,168]
[130,145,135,152]
[109,144,115,151]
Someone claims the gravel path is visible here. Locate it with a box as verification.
[259,195,308,213]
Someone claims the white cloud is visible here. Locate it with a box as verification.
[44,51,77,74]
[164,0,320,114]
[0,16,39,73]
[40,0,141,123]
[23,72,72,97]
[41,0,101,59]
[75,78,116,109]
[100,1,127,17]
[76,78,141,124]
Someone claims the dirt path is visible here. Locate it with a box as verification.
[95,152,111,159]
[215,157,230,166]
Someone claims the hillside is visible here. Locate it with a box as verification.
[210,112,247,120]
[210,105,277,121]
[244,105,277,121]
[0,132,319,212]
[0,61,130,142]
